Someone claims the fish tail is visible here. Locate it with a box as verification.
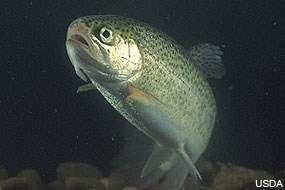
[139,144,189,190]
[141,144,172,177]
[158,153,188,190]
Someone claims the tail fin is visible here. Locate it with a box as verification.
[158,153,188,190]
[139,149,188,190]
[111,125,202,189]
[141,144,172,177]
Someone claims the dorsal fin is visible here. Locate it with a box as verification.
[189,43,225,79]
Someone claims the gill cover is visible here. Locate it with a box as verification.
[90,25,143,81]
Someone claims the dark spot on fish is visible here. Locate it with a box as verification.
[91,25,103,39]
[85,22,91,27]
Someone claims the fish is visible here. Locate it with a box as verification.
[66,15,225,190]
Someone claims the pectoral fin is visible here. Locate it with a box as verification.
[126,85,170,138]
[77,83,96,93]
[127,85,163,105]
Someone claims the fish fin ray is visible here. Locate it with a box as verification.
[189,43,225,79]
[176,146,202,180]
[77,83,96,93]
[159,154,188,190]
[140,151,189,190]
[141,144,173,177]
[127,84,165,105]
[139,167,166,190]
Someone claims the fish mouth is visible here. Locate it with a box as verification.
[66,33,117,82]
[70,34,89,47]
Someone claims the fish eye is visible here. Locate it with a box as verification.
[99,27,113,44]
[102,30,110,39]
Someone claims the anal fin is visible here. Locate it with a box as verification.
[176,146,202,180]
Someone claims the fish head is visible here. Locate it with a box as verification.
[66,15,143,83]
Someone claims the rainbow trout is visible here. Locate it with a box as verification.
[66,15,224,189]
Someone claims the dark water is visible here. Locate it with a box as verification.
[1,0,284,181]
